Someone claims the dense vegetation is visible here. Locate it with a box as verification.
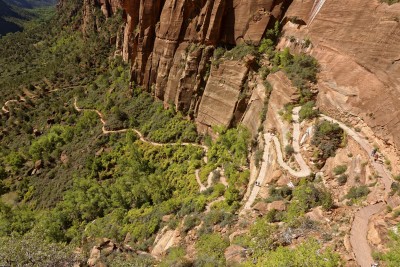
[0,0,55,37]
[0,3,357,266]
[0,6,252,262]
[312,120,345,165]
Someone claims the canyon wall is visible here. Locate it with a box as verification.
[84,0,400,151]
[281,0,400,154]
[101,0,291,135]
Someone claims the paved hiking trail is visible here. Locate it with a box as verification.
[241,107,311,213]
[320,115,393,267]
[239,107,394,266]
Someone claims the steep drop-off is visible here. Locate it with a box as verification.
[87,0,400,157]
[86,0,291,135]
[282,0,400,158]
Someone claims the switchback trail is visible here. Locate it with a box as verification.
[240,107,393,267]
[241,107,311,213]
[320,115,393,267]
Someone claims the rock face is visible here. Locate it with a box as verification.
[82,0,400,150]
[101,0,290,134]
[282,0,400,153]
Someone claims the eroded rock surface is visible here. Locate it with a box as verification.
[283,0,400,155]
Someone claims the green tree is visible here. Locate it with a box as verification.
[250,239,341,267]
[195,233,229,267]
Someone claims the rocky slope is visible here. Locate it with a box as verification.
[281,0,400,161]
[84,0,400,156]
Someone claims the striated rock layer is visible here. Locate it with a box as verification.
[282,0,400,154]
[115,0,291,134]
[82,0,400,152]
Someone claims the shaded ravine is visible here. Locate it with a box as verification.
[320,115,393,267]
[241,107,312,213]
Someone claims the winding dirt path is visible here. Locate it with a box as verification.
[1,85,79,114]
[74,98,212,193]
[73,98,208,151]
[2,99,20,113]
[241,107,311,213]
[320,115,393,267]
[195,169,207,192]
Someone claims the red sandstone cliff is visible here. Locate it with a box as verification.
[281,0,400,156]
[116,0,291,134]
[81,0,400,153]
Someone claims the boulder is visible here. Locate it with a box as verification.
[87,246,101,266]
[268,200,286,211]
[253,201,269,215]
[224,245,246,265]
[34,160,42,170]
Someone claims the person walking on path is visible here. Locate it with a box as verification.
[371,148,377,157]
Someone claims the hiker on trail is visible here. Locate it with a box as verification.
[374,153,379,162]
[371,148,377,157]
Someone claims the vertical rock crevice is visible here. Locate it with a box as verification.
[85,0,291,134]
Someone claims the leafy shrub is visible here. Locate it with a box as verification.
[284,53,319,84]
[265,209,285,223]
[312,120,344,161]
[271,48,319,103]
[254,239,341,266]
[285,145,295,157]
[299,101,319,121]
[5,152,25,170]
[211,47,226,67]
[280,103,294,122]
[224,43,258,61]
[267,185,292,202]
[255,147,264,168]
[182,214,201,233]
[159,247,191,267]
[285,179,333,224]
[333,165,347,175]
[381,0,400,4]
[29,125,74,161]
[345,186,370,199]
[259,38,275,56]
[337,174,348,185]
[0,232,81,267]
[195,233,229,267]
